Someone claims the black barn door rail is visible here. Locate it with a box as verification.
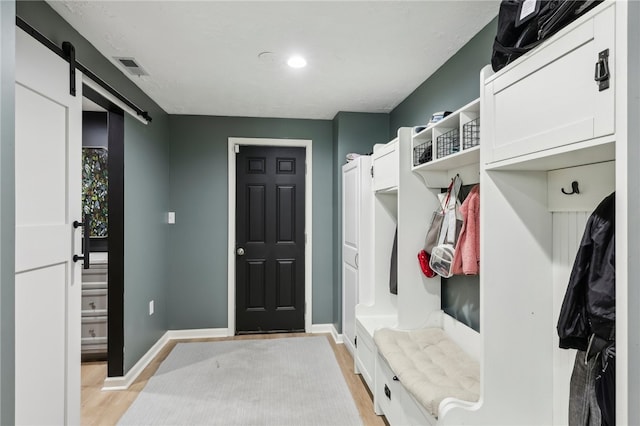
[16,16,153,123]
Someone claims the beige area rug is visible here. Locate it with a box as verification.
[117,336,363,425]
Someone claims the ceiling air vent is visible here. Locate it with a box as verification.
[114,57,148,76]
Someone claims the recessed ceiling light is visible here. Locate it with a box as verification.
[287,56,307,68]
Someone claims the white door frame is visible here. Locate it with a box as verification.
[228,138,312,335]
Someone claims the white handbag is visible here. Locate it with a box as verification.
[429,175,462,278]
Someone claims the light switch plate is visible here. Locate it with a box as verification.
[167,212,175,224]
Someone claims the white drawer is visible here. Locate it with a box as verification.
[355,321,375,391]
[81,316,107,339]
[375,353,408,425]
[81,264,108,284]
[81,337,108,347]
[484,3,615,164]
[81,337,107,357]
[81,288,107,315]
[403,392,435,426]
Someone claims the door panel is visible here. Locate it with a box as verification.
[276,186,295,242]
[236,146,305,333]
[342,262,358,351]
[15,85,67,225]
[247,185,265,242]
[275,260,295,309]
[246,260,266,310]
[15,265,66,425]
[15,28,82,424]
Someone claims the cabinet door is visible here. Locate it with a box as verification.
[342,262,358,352]
[372,141,398,191]
[484,3,615,164]
[343,162,359,268]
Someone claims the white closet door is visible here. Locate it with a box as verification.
[342,161,360,354]
[343,162,359,267]
[15,28,82,425]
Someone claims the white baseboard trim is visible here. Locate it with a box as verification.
[102,328,228,391]
[166,328,230,340]
[102,331,170,391]
[310,323,343,344]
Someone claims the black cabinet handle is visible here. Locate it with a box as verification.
[384,384,391,400]
[594,49,610,91]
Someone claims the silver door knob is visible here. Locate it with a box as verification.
[236,247,245,256]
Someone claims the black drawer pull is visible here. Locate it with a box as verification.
[392,375,399,381]
[384,384,391,400]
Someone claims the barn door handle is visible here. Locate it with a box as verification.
[236,247,245,256]
[73,213,91,269]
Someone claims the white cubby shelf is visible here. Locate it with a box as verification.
[412,98,480,188]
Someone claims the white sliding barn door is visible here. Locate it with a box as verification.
[15,28,81,425]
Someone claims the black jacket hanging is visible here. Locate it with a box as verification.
[557,192,615,351]
[389,228,398,295]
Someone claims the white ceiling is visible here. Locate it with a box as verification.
[48,1,499,120]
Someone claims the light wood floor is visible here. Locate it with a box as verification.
[81,333,388,426]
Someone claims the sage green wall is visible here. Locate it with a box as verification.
[331,112,389,331]
[123,115,170,372]
[16,0,171,375]
[167,115,334,329]
[0,1,15,423]
[390,17,498,136]
[389,17,498,332]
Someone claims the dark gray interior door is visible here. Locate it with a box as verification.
[235,145,306,333]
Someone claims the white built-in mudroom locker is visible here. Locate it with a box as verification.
[342,2,639,425]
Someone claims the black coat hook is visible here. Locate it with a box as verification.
[561,181,580,195]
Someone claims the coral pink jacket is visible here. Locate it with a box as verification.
[452,184,480,275]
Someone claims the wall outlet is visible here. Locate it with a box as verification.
[149,300,154,316]
[167,212,175,224]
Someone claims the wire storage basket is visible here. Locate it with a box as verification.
[463,117,480,149]
[436,128,460,159]
[413,140,433,166]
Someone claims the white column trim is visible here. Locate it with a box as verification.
[227,138,313,336]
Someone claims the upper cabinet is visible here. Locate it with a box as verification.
[371,139,399,192]
[483,2,615,168]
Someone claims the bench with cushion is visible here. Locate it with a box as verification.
[372,315,480,425]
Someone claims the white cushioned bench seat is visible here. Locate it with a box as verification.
[374,327,480,418]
